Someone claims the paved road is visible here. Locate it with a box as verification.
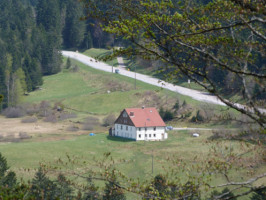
[61,50,266,114]
[62,51,227,106]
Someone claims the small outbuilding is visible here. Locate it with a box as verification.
[111,107,167,141]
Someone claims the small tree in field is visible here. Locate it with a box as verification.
[103,114,116,127]
[66,57,71,69]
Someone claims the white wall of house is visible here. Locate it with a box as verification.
[136,126,166,141]
[115,124,136,140]
[114,124,166,141]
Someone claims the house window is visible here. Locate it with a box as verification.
[145,127,147,131]
[139,134,141,138]
[121,125,123,130]
[145,134,147,137]
[149,134,151,137]
[126,126,128,131]
[154,134,156,137]
[139,128,141,131]
[154,127,156,131]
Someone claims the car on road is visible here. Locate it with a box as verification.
[115,69,120,74]
[166,126,173,130]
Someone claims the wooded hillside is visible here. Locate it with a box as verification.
[0,0,115,109]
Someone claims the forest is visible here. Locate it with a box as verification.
[0,0,114,109]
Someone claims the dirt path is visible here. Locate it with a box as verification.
[0,117,72,140]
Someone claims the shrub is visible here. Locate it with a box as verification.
[2,107,25,118]
[102,114,116,127]
[66,125,79,132]
[25,104,40,115]
[54,102,65,111]
[82,124,94,131]
[159,107,174,121]
[173,100,180,110]
[196,110,205,122]
[39,101,52,117]
[163,110,174,121]
[82,116,100,130]
[21,116,38,123]
[19,132,31,139]
[43,114,57,123]
[66,57,71,69]
[72,65,79,72]
[59,113,77,121]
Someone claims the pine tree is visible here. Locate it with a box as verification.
[0,153,17,188]
[30,168,58,199]
[63,0,85,48]
[66,57,71,69]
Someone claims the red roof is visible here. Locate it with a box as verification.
[125,107,166,127]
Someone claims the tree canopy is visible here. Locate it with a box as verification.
[81,0,266,128]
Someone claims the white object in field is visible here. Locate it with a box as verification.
[192,133,199,137]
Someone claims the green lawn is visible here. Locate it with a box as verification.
[0,130,264,200]
[25,57,220,116]
[0,130,259,179]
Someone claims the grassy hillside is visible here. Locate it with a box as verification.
[82,48,206,91]
[82,48,119,66]
[25,57,226,122]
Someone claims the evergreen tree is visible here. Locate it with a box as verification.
[0,153,17,188]
[63,0,85,48]
[36,0,62,75]
[66,57,71,69]
[30,168,59,199]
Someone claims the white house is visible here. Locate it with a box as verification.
[111,107,167,141]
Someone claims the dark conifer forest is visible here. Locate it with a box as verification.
[0,0,110,108]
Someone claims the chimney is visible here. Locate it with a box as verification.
[130,111,134,116]
[142,106,145,109]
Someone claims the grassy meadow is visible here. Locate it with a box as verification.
[25,57,224,120]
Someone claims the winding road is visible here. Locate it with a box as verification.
[62,50,266,115]
[62,50,227,106]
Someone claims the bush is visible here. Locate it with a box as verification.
[21,116,38,123]
[163,110,174,121]
[59,113,77,121]
[72,65,80,72]
[159,107,174,121]
[82,124,94,130]
[19,132,31,139]
[2,107,25,118]
[82,116,100,130]
[173,100,180,110]
[43,114,57,123]
[191,110,206,122]
[102,114,116,127]
[39,101,52,117]
[25,104,40,115]
[66,125,79,132]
